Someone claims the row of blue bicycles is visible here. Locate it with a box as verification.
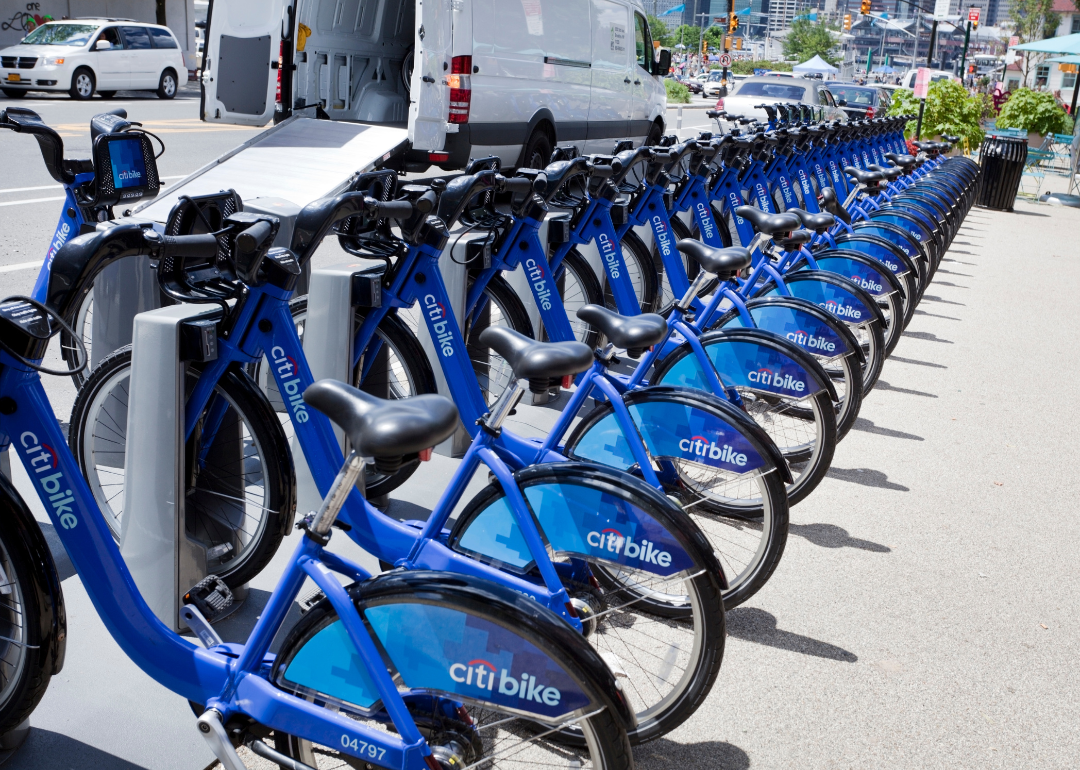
[0,100,978,769]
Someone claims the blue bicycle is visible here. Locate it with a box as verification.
[0,269,637,769]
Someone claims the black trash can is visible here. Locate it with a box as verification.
[977,135,1028,211]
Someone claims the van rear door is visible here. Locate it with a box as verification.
[201,0,287,125]
[409,0,452,153]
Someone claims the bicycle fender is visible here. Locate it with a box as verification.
[754,270,885,327]
[451,460,728,583]
[0,472,67,676]
[849,222,929,264]
[711,296,864,363]
[830,234,920,277]
[564,386,791,485]
[793,250,905,299]
[277,570,635,729]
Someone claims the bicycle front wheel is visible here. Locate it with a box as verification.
[69,348,293,588]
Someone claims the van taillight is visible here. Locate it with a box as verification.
[276,42,283,105]
[865,106,875,118]
[448,55,472,124]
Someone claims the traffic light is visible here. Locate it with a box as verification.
[860,0,871,14]
[972,18,978,29]
[736,37,743,50]
[702,39,708,53]
[843,13,852,30]
[729,14,739,33]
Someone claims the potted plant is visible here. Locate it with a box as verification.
[993,88,1071,147]
[887,79,985,153]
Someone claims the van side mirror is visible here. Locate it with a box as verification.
[654,49,671,77]
[95,39,112,50]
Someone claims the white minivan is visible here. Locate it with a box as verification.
[200,0,669,170]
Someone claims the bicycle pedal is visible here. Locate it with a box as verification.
[298,589,325,614]
[183,575,234,621]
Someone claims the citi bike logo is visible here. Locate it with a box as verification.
[586,527,673,568]
[787,329,836,353]
[677,434,748,468]
[823,299,863,320]
[20,432,78,530]
[754,183,770,211]
[695,202,716,241]
[796,169,814,197]
[729,192,745,223]
[118,169,142,181]
[46,221,72,267]
[849,274,883,293]
[597,233,621,279]
[652,215,673,256]
[747,367,806,393]
[424,294,455,357]
[524,259,553,311]
[271,347,309,423]
[449,659,562,707]
[778,176,795,205]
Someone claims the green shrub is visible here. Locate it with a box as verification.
[665,79,691,104]
[995,88,1071,136]
[887,79,985,148]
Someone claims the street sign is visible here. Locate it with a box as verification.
[1009,35,1019,47]
[718,53,732,66]
[932,0,950,20]
[914,67,930,98]
[968,8,980,22]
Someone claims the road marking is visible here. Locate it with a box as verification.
[0,176,186,197]
[0,196,66,207]
[0,261,41,273]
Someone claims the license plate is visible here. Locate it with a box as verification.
[7,74,19,82]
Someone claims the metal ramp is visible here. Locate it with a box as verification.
[133,116,409,222]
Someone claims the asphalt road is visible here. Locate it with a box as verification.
[1,86,1078,769]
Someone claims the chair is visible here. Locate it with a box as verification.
[1019,138,1055,198]
[1049,132,1074,173]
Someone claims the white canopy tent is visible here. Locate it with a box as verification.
[793,54,838,75]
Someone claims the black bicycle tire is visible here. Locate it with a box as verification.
[463,273,534,405]
[68,347,294,588]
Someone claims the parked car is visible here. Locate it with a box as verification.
[898,68,958,89]
[680,76,703,95]
[825,82,892,120]
[203,0,670,171]
[0,19,185,100]
[704,69,726,96]
[716,75,847,123]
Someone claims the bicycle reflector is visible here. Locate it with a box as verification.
[90,132,160,207]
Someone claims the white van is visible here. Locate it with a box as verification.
[898,68,958,90]
[200,0,670,171]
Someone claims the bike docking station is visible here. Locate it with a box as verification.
[119,302,247,633]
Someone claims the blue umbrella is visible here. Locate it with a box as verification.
[872,65,895,73]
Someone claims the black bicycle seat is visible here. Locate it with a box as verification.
[478,326,593,391]
[775,229,813,251]
[785,208,835,233]
[868,164,903,181]
[884,152,917,170]
[576,304,666,356]
[844,167,884,185]
[734,206,801,236]
[940,134,960,144]
[302,380,458,458]
[675,240,751,279]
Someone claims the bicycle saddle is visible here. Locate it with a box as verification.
[817,187,852,225]
[884,152,917,170]
[576,304,667,357]
[734,206,800,236]
[774,229,812,251]
[478,326,593,392]
[940,134,959,144]
[867,164,903,181]
[675,240,751,279]
[785,209,835,234]
[302,380,458,458]
[844,167,883,185]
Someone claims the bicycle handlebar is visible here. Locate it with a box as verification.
[157,233,220,260]
[235,221,274,255]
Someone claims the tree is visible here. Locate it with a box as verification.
[1009,0,1061,85]
[703,25,727,52]
[647,15,676,48]
[783,18,839,65]
[670,24,701,52]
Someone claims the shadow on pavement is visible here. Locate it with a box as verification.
[852,418,923,442]
[726,607,858,662]
[903,331,953,344]
[635,738,750,770]
[931,281,968,289]
[827,467,910,492]
[935,269,973,278]
[889,355,946,369]
[1011,210,1050,217]
[912,309,961,321]
[874,380,938,399]
[920,294,965,306]
[7,729,151,770]
[383,498,435,523]
[788,522,891,553]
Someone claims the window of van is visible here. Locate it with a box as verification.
[149,28,178,49]
[593,0,630,70]
[120,26,152,50]
[634,13,651,70]
[736,81,806,100]
[20,22,98,46]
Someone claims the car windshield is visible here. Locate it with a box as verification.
[21,23,98,46]
[735,81,806,100]
[829,86,877,105]
[708,71,722,81]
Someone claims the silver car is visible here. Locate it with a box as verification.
[716,76,848,124]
